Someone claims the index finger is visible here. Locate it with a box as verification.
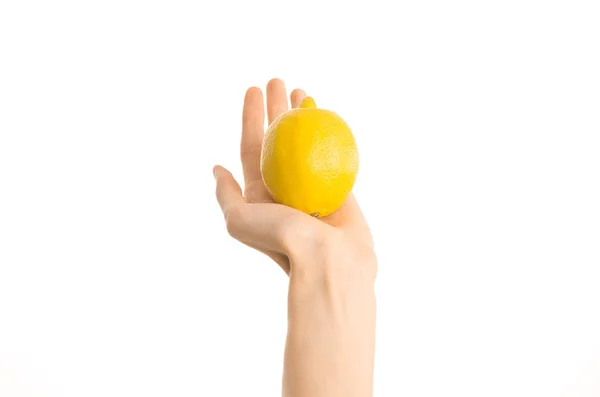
[241,87,265,185]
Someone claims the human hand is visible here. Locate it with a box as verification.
[214,79,377,397]
[213,78,375,278]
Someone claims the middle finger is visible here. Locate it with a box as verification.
[266,78,289,124]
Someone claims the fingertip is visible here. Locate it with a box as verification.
[291,88,306,96]
[213,165,234,182]
[213,165,224,179]
[245,86,263,99]
[267,79,287,97]
[290,88,307,108]
[266,78,289,123]
[267,78,285,89]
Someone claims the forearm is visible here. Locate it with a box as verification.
[283,259,376,397]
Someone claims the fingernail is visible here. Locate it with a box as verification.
[213,166,218,179]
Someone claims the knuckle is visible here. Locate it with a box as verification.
[240,146,261,161]
[244,183,272,204]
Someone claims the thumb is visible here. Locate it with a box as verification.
[214,166,326,256]
[214,165,245,216]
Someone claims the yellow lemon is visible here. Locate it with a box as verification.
[261,97,358,217]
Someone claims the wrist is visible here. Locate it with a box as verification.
[288,231,377,289]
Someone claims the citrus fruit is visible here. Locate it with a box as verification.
[260,97,358,218]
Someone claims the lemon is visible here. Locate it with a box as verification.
[261,97,358,217]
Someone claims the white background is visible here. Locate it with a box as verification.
[1,1,599,396]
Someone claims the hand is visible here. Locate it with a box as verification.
[213,78,375,278]
[214,79,377,397]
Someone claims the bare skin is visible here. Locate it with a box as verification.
[214,78,376,397]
